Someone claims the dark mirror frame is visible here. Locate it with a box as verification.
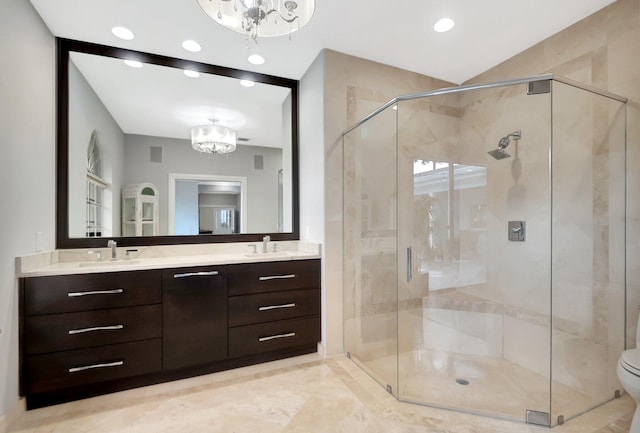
[56,38,299,248]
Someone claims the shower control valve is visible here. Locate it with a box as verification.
[508,221,526,241]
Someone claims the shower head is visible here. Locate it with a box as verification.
[487,148,511,160]
[488,130,522,160]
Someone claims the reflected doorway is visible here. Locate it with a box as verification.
[168,173,247,235]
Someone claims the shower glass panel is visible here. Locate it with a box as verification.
[343,75,626,427]
[550,81,626,423]
[343,104,398,396]
[396,83,552,422]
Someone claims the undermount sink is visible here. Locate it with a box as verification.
[75,260,141,268]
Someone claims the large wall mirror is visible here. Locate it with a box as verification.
[57,39,299,248]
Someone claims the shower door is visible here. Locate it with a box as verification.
[395,82,553,423]
[343,104,399,395]
[549,80,626,424]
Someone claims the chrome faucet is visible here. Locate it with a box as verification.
[107,240,117,260]
[262,235,270,253]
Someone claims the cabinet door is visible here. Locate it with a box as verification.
[162,266,227,370]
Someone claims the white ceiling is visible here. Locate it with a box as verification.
[29,0,617,83]
[70,52,290,145]
[28,0,617,143]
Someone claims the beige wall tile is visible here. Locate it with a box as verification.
[323,50,453,356]
[323,0,637,421]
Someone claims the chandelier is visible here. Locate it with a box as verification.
[197,0,316,42]
[191,119,237,154]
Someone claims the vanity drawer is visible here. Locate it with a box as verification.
[24,305,161,355]
[24,270,162,316]
[228,316,320,358]
[228,259,320,296]
[25,339,162,394]
[228,288,320,327]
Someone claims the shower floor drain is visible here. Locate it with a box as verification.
[456,378,470,385]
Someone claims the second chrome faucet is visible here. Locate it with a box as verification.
[107,239,117,260]
[248,236,276,254]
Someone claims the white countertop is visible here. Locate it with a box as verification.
[17,241,321,277]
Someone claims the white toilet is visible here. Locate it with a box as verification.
[617,315,640,433]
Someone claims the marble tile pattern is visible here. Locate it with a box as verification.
[465,0,640,350]
[343,5,628,418]
[328,50,454,356]
[327,0,640,377]
[351,306,623,422]
[342,69,625,422]
[3,354,634,433]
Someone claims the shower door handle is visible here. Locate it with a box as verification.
[407,247,412,283]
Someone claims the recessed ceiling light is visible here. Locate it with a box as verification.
[124,60,143,68]
[248,54,265,65]
[240,80,255,88]
[184,70,200,78]
[112,26,134,40]
[182,40,202,53]
[433,17,455,33]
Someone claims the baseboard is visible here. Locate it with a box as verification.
[0,398,25,433]
[317,341,326,357]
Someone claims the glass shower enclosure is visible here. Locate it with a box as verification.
[342,75,626,426]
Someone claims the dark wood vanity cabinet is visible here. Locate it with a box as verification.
[20,258,321,409]
[162,266,228,370]
[227,260,321,358]
[21,271,163,403]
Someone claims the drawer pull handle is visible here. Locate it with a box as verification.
[259,303,296,311]
[68,325,124,335]
[68,360,124,373]
[258,332,296,342]
[68,289,124,297]
[258,274,296,281]
[174,271,219,278]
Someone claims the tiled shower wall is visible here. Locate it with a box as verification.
[466,0,640,350]
[326,0,640,359]
[323,53,453,356]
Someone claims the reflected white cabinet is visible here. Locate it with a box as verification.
[122,183,159,236]
[86,173,108,237]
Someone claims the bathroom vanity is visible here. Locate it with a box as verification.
[14,37,322,410]
[18,248,321,409]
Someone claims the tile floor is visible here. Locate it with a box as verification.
[5,354,635,433]
[359,349,604,421]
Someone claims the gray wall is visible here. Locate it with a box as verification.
[299,51,325,244]
[299,51,326,351]
[68,61,125,237]
[0,0,55,418]
[199,194,238,207]
[175,180,199,235]
[281,93,293,232]
[123,134,282,234]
